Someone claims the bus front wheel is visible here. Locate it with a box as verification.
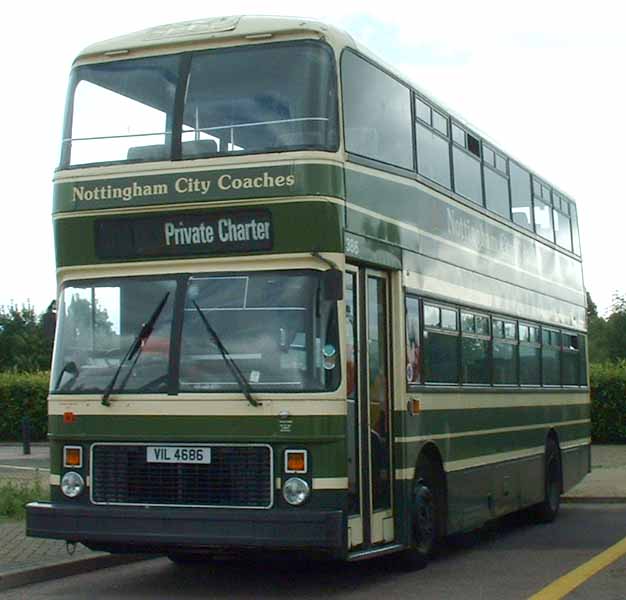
[400,455,444,569]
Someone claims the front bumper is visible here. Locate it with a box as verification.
[26,502,346,558]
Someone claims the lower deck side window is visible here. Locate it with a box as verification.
[424,331,458,384]
[406,296,587,390]
[493,341,517,384]
[519,343,541,385]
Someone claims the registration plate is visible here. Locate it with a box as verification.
[146,446,211,464]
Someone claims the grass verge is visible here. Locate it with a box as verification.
[0,479,49,519]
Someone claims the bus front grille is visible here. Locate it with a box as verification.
[90,444,273,508]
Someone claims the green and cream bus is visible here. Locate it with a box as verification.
[27,16,590,565]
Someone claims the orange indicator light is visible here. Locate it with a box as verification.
[64,446,83,468]
[286,450,307,473]
[63,412,76,424]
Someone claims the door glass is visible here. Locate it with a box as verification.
[368,276,391,511]
[345,272,360,515]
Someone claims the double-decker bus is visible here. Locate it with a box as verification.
[27,16,590,565]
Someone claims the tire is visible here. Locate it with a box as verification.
[399,455,445,570]
[533,438,562,523]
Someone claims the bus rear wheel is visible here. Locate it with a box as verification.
[533,438,562,523]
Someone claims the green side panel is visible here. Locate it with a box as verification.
[392,401,590,535]
[49,439,62,475]
[55,201,344,267]
[49,414,345,441]
[393,402,590,469]
[399,403,589,438]
[345,207,402,247]
[344,230,402,270]
[54,163,345,214]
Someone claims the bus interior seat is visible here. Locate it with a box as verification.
[181,139,219,158]
[277,131,325,147]
[127,144,168,161]
[127,139,220,161]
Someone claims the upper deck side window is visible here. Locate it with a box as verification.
[338,53,583,258]
[510,161,534,232]
[552,191,573,252]
[533,177,555,243]
[341,51,413,171]
[61,41,339,168]
[483,143,510,220]
[414,95,451,189]
[451,123,482,206]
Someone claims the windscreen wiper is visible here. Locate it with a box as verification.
[101,292,170,407]
[192,301,261,407]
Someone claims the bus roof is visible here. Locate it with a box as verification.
[76,15,356,61]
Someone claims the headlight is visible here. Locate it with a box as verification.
[61,471,85,498]
[282,477,310,506]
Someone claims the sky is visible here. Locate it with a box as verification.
[1,0,624,316]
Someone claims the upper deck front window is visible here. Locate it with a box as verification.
[62,41,338,167]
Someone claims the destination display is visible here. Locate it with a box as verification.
[95,209,273,260]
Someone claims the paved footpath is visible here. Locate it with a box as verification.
[0,443,624,591]
[562,445,626,501]
[0,444,143,590]
[0,521,97,576]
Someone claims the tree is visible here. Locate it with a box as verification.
[605,293,626,362]
[587,291,626,364]
[587,292,609,363]
[0,304,53,372]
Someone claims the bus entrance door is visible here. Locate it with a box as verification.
[345,266,394,550]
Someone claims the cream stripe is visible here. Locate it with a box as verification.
[561,438,592,450]
[53,195,345,220]
[444,446,545,472]
[312,477,348,490]
[407,392,589,411]
[394,437,590,478]
[395,419,590,444]
[57,251,345,282]
[395,468,416,481]
[54,155,343,183]
[49,397,347,417]
[444,438,590,473]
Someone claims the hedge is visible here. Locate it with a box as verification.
[0,372,49,442]
[590,361,626,443]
